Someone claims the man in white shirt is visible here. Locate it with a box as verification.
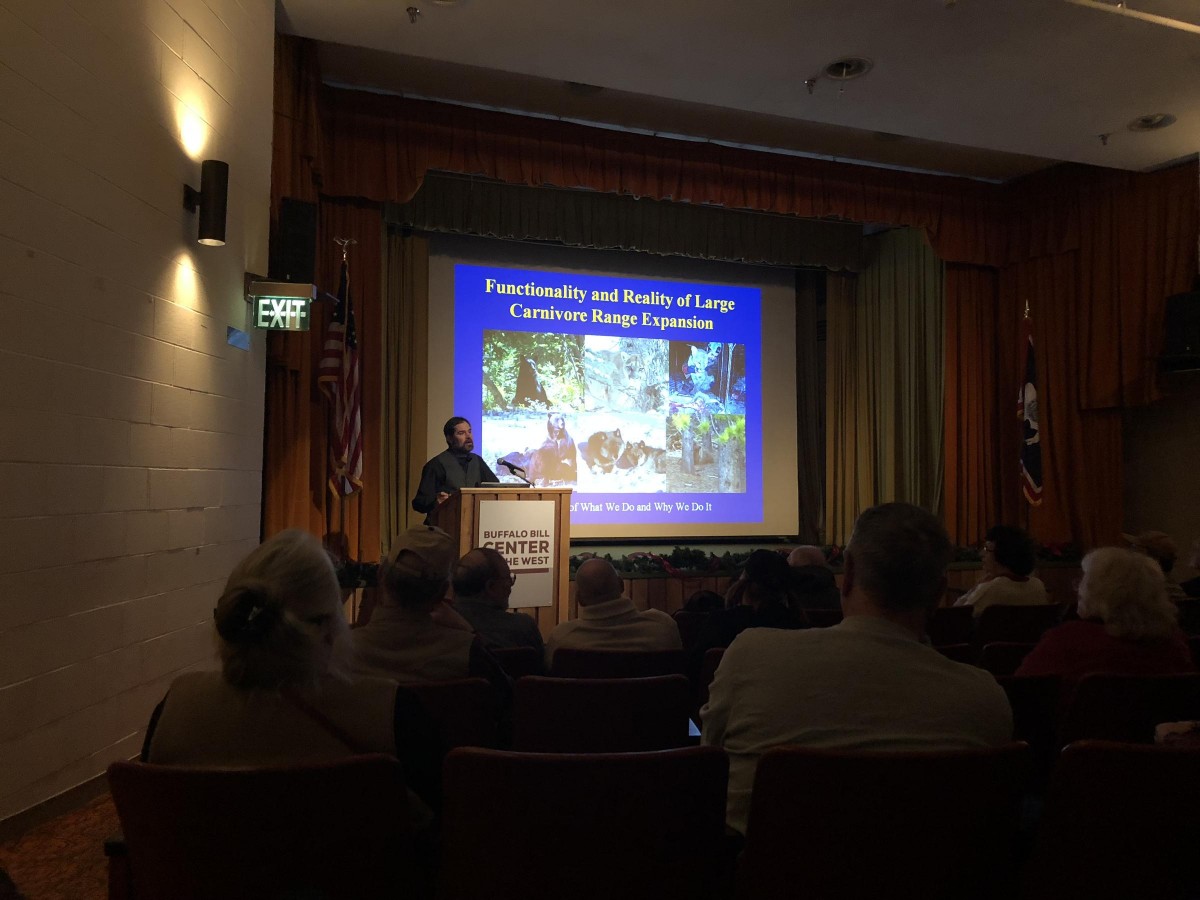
[545,558,681,668]
[702,502,1013,834]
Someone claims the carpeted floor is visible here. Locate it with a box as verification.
[0,794,116,900]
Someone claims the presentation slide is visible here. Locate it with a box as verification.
[427,236,798,540]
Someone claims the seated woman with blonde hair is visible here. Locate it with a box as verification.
[1016,546,1195,681]
[141,529,441,815]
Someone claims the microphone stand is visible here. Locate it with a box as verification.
[497,461,534,487]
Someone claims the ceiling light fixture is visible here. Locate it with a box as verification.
[823,57,873,81]
[1127,113,1176,132]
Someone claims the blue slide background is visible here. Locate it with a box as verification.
[453,263,763,526]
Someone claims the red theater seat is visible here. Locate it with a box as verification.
[440,746,730,900]
[107,754,420,900]
[737,743,1028,900]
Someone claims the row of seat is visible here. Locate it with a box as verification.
[105,739,1200,900]
[403,674,691,752]
[673,601,1067,649]
[387,668,1200,801]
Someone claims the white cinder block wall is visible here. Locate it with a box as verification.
[0,0,275,819]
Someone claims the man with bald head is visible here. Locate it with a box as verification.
[452,547,544,655]
[544,558,682,668]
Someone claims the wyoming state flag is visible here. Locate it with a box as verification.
[1019,307,1043,506]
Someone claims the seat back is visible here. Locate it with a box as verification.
[737,743,1028,900]
[934,642,978,665]
[1176,597,1200,636]
[927,605,974,646]
[1022,741,1200,900]
[979,640,1037,676]
[550,647,686,678]
[107,755,416,900]
[975,603,1062,646]
[399,677,499,748]
[513,675,692,752]
[440,746,730,900]
[672,610,709,650]
[999,674,1062,791]
[1059,672,1200,745]
[489,645,544,679]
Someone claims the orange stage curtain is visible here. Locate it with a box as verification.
[944,264,1007,546]
[1008,163,1199,411]
[317,87,1009,268]
[261,201,384,562]
[270,34,324,214]
[1000,253,1123,548]
[1075,164,1198,410]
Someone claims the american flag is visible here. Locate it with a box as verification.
[1019,303,1042,506]
[317,259,362,495]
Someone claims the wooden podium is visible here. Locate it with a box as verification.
[430,487,572,636]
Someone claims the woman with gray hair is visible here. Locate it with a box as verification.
[1016,546,1194,681]
[140,530,441,813]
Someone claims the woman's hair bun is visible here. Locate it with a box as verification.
[215,582,280,644]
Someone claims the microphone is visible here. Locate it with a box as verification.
[497,459,526,476]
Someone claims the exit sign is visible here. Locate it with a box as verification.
[254,295,311,331]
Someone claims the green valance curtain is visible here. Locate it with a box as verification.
[386,172,864,272]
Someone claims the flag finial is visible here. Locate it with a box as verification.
[333,236,357,263]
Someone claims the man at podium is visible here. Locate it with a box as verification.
[412,416,499,523]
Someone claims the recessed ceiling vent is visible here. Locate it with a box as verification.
[823,57,873,81]
[1127,113,1176,132]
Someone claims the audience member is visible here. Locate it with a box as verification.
[953,524,1048,616]
[141,529,441,816]
[787,544,841,610]
[1016,546,1194,682]
[1183,538,1200,599]
[1124,530,1189,601]
[452,547,544,657]
[702,502,1012,834]
[351,526,509,693]
[688,549,806,680]
[545,558,681,668]
[683,589,725,613]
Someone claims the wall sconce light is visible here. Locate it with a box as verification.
[183,159,229,246]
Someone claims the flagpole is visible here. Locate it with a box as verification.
[1021,300,1030,534]
[332,238,352,518]
[329,238,356,618]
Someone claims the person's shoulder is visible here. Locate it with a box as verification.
[341,671,400,692]
[641,607,674,623]
[166,670,222,695]
[512,610,541,631]
[728,622,816,653]
[547,617,580,642]
[170,670,217,687]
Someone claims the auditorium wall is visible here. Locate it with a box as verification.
[1122,379,1200,585]
[0,0,275,819]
